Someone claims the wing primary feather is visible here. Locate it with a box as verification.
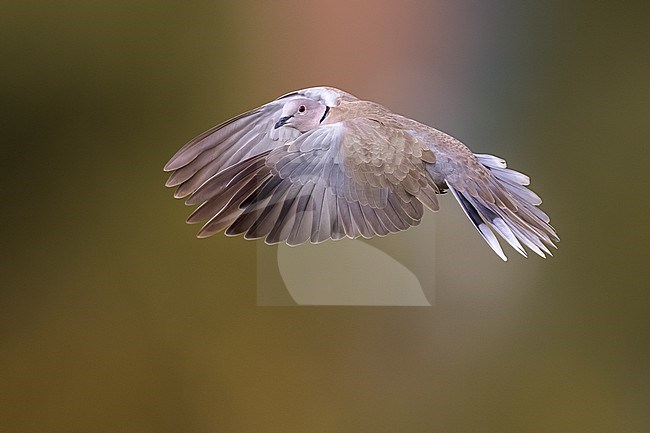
[288,182,317,246]
[245,181,294,239]
[307,183,327,243]
[164,109,262,171]
[185,151,270,204]
[266,183,303,244]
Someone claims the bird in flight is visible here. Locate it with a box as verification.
[164,87,558,260]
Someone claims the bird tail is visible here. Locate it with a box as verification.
[448,153,559,261]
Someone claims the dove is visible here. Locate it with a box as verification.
[164,86,558,260]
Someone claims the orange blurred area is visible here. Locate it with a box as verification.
[1,1,648,431]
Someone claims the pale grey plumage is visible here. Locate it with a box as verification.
[164,86,559,260]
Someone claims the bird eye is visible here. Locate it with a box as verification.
[298,105,306,113]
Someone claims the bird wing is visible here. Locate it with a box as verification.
[163,88,353,199]
[424,129,559,260]
[188,117,439,245]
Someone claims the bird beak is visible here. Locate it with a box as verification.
[274,116,292,129]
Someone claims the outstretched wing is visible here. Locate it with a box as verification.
[163,91,320,199]
[187,118,439,245]
[426,130,558,260]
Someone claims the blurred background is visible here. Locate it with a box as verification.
[1,1,648,431]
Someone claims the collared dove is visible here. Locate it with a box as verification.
[164,86,558,260]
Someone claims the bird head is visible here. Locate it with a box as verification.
[274,98,329,132]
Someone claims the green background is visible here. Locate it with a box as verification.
[1,1,648,431]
